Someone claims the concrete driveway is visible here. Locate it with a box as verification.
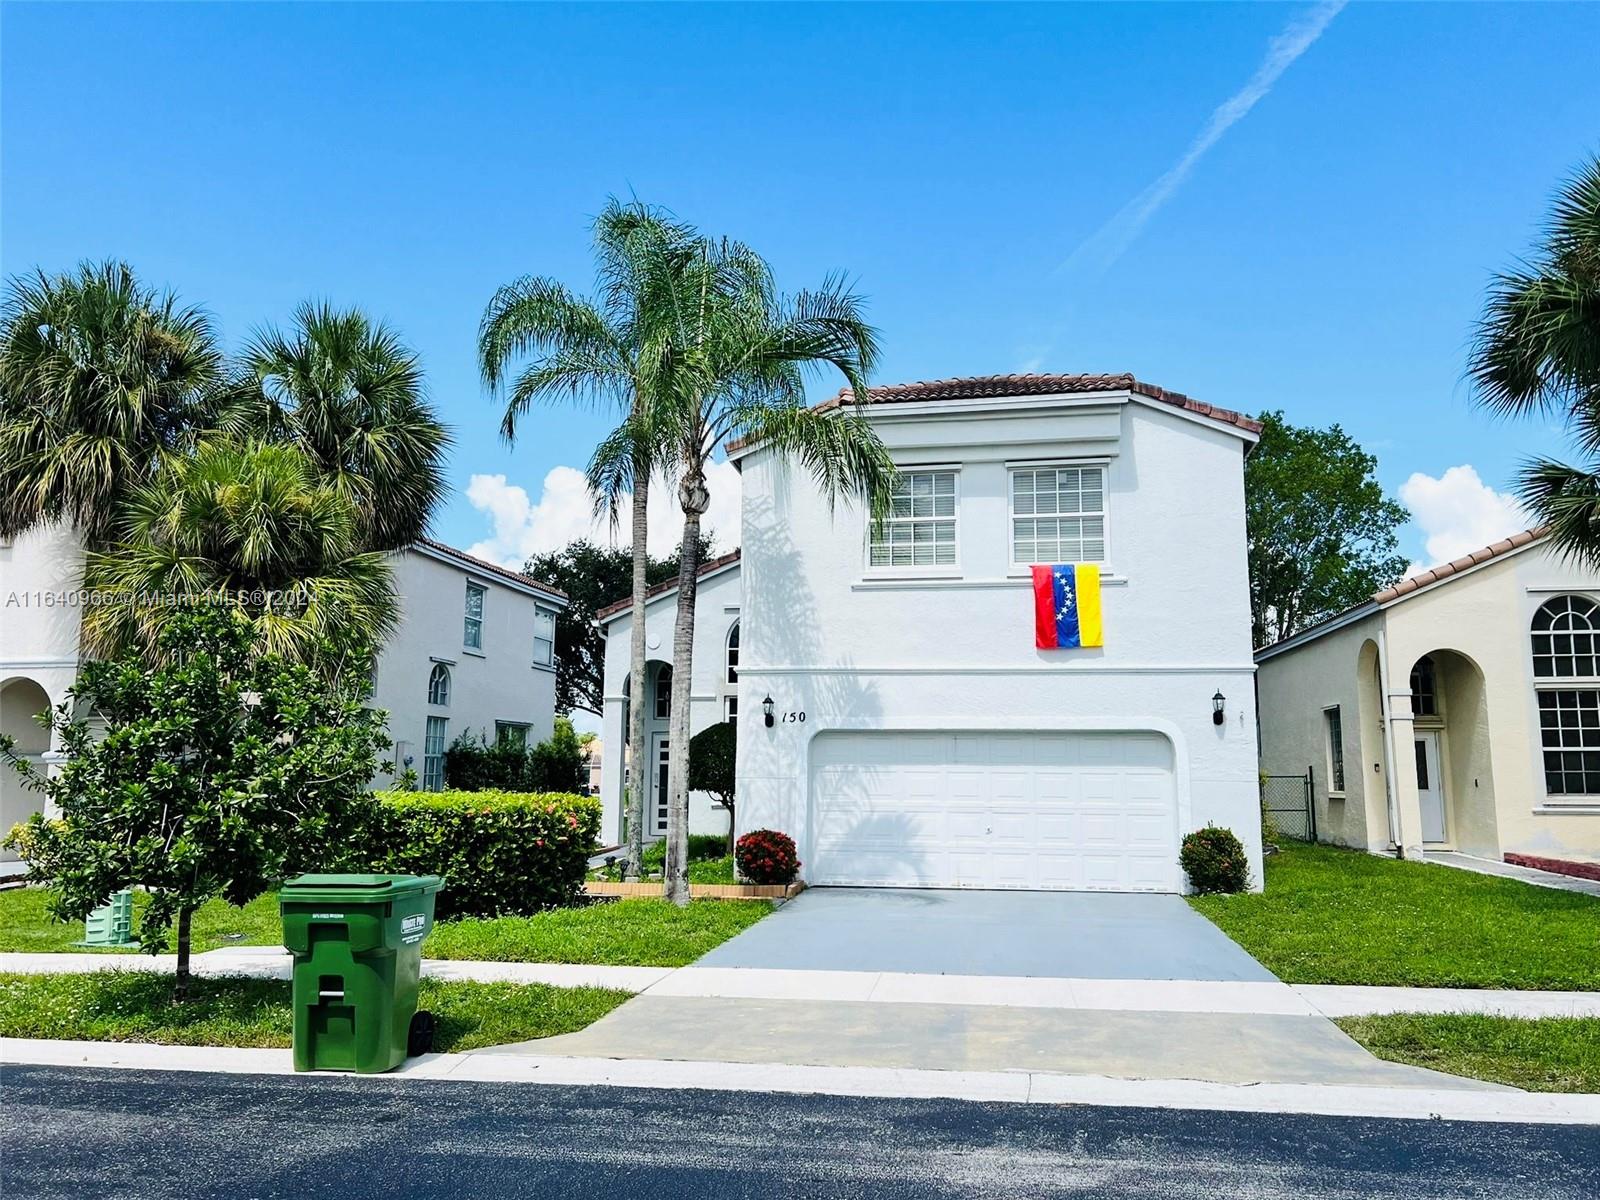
[694,887,1277,982]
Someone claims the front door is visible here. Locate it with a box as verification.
[1415,731,1447,844]
[651,733,671,836]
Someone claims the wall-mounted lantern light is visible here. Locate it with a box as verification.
[762,695,776,728]
[1212,690,1226,726]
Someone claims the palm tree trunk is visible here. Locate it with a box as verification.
[173,905,194,1003]
[624,461,650,881]
[663,471,708,907]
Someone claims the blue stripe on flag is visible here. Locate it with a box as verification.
[1051,564,1081,649]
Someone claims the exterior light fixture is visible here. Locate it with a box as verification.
[762,695,776,728]
[1212,690,1226,726]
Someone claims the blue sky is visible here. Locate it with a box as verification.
[4,1,1597,571]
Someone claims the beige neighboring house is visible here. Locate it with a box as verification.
[1256,528,1600,866]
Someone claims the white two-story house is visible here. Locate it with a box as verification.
[1,528,567,864]
[598,372,1264,892]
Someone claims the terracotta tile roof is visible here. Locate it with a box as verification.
[596,549,742,622]
[1373,527,1548,603]
[413,536,568,601]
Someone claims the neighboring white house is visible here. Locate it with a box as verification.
[597,372,1264,892]
[0,528,567,862]
[596,550,743,843]
[1256,528,1600,866]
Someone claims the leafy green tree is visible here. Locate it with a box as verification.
[1246,411,1409,647]
[522,534,712,717]
[0,260,222,543]
[479,200,698,880]
[688,721,737,855]
[221,302,451,553]
[1470,155,1600,560]
[601,233,896,904]
[0,607,388,1000]
[80,438,397,671]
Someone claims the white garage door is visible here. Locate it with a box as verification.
[809,731,1179,892]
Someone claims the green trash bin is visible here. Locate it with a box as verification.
[279,873,444,1074]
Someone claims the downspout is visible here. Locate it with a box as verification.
[1376,622,1403,855]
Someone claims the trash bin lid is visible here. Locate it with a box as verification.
[279,873,444,905]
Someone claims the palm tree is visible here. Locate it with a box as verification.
[0,261,222,543]
[221,303,450,553]
[594,235,898,904]
[478,200,696,879]
[1470,155,1600,558]
[81,437,397,671]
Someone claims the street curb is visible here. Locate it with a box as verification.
[5,1038,1599,1125]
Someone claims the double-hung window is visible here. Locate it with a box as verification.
[423,715,448,791]
[1010,464,1106,565]
[464,583,485,650]
[533,606,555,667]
[869,470,957,568]
[1532,595,1600,798]
[1323,706,1346,794]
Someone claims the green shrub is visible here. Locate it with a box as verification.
[444,718,586,794]
[365,790,600,919]
[1180,825,1250,894]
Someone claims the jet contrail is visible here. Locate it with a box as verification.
[1062,0,1348,277]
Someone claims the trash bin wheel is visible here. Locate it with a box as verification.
[408,1010,436,1056]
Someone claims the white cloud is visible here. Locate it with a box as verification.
[1399,465,1530,569]
[465,462,742,570]
[1063,0,1347,277]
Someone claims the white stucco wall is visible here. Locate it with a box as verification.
[598,561,742,847]
[733,394,1264,889]
[1256,538,1600,865]
[372,546,563,789]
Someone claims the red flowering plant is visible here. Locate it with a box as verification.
[735,829,801,885]
[1179,825,1249,894]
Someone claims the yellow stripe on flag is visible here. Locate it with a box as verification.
[1076,563,1102,647]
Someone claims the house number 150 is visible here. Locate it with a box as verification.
[781,711,806,723]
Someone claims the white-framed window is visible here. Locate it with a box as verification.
[1533,595,1600,797]
[869,469,958,569]
[496,721,530,750]
[533,606,555,667]
[427,663,451,707]
[1323,705,1346,794]
[1009,463,1106,565]
[423,716,448,791]
[724,695,738,725]
[463,582,485,650]
[725,620,740,685]
[654,664,672,720]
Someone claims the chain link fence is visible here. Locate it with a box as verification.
[1262,771,1315,842]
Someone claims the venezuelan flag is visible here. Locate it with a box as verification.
[1031,563,1103,649]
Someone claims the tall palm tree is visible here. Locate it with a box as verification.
[221,303,450,553]
[1470,154,1600,558]
[594,235,898,904]
[478,200,696,879]
[82,437,397,671]
[0,261,222,543]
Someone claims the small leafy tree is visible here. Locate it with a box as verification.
[687,721,737,854]
[0,607,388,1000]
[1246,411,1410,647]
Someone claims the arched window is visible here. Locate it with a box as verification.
[1409,655,1438,717]
[1532,595,1600,678]
[726,621,740,686]
[427,663,451,707]
[653,664,672,720]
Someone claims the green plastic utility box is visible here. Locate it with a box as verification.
[279,873,443,1074]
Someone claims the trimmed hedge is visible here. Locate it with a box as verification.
[1180,825,1250,895]
[736,829,800,885]
[366,790,600,919]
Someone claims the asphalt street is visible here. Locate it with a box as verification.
[2,1065,1597,1199]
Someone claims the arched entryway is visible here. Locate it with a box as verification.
[1406,649,1497,856]
[0,677,52,863]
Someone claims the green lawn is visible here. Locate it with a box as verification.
[0,887,281,954]
[1189,843,1600,989]
[423,897,769,967]
[0,970,628,1051]
[0,885,769,967]
[1339,1013,1600,1093]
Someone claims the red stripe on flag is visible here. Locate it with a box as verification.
[1031,565,1057,649]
